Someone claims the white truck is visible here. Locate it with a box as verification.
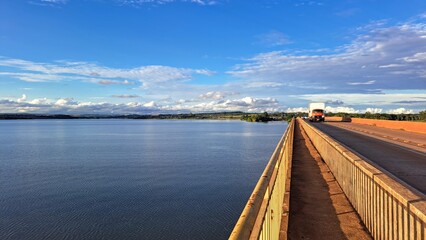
[308,102,325,122]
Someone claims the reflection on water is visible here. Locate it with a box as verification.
[0,120,287,240]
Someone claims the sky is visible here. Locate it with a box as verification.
[1,0,426,114]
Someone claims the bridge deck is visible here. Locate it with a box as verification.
[286,121,371,239]
[325,121,426,153]
[311,122,426,194]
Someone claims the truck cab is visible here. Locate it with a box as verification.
[310,109,324,122]
[308,103,325,122]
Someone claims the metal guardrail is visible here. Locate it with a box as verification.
[299,118,426,240]
[229,118,295,240]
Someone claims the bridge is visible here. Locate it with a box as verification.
[229,118,425,240]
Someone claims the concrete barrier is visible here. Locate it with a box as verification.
[325,116,352,122]
[230,119,295,240]
[299,118,426,240]
[350,118,426,134]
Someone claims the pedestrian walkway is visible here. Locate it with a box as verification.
[286,121,372,239]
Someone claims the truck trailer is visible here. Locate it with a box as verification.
[308,102,325,122]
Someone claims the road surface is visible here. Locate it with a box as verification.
[325,121,426,153]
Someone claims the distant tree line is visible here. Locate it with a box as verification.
[2,110,425,122]
[240,112,304,122]
[326,110,426,122]
[240,112,273,122]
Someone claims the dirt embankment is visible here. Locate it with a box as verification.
[325,117,426,134]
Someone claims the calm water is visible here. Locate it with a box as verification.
[0,120,287,239]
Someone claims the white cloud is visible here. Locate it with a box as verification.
[0,96,162,114]
[55,98,78,106]
[0,95,282,114]
[143,101,157,107]
[17,94,27,103]
[325,106,359,113]
[175,99,195,104]
[365,108,383,114]
[387,108,414,114]
[402,52,426,62]
[29,98,48,104]
[286,107,308,112]
[186,97,282,112]
[228,20,426,94]
[1,94,423,114]
[199,91,238,100]
[0,58,214,88]
[347,80,375,85]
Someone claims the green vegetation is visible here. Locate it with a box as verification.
[327,110,426,122]
[240,112,305,122]
[240,112,273,122]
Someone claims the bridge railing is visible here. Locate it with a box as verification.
[299,118,426,240]
[229,118,295,240]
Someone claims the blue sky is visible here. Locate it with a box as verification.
[1,0,426,114]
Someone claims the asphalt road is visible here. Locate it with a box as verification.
[325,122,426,152]
[309,121,426,194]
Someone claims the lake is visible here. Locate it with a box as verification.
[0,120,287,239]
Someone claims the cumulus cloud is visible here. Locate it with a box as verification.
[228,19,426,94]
[143,101,157,107]
[387,108,414,114]
[0,96,162,114]
[198,91,238,100]
[17,94,27,103]
[365,108,383,114]
[184,97,282,113]
[29,98,49,104]
[55,98,78,106]
[325,106,359,113]
[0,58,214,88]
[175,99,195,104]
[0,95,282,114]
